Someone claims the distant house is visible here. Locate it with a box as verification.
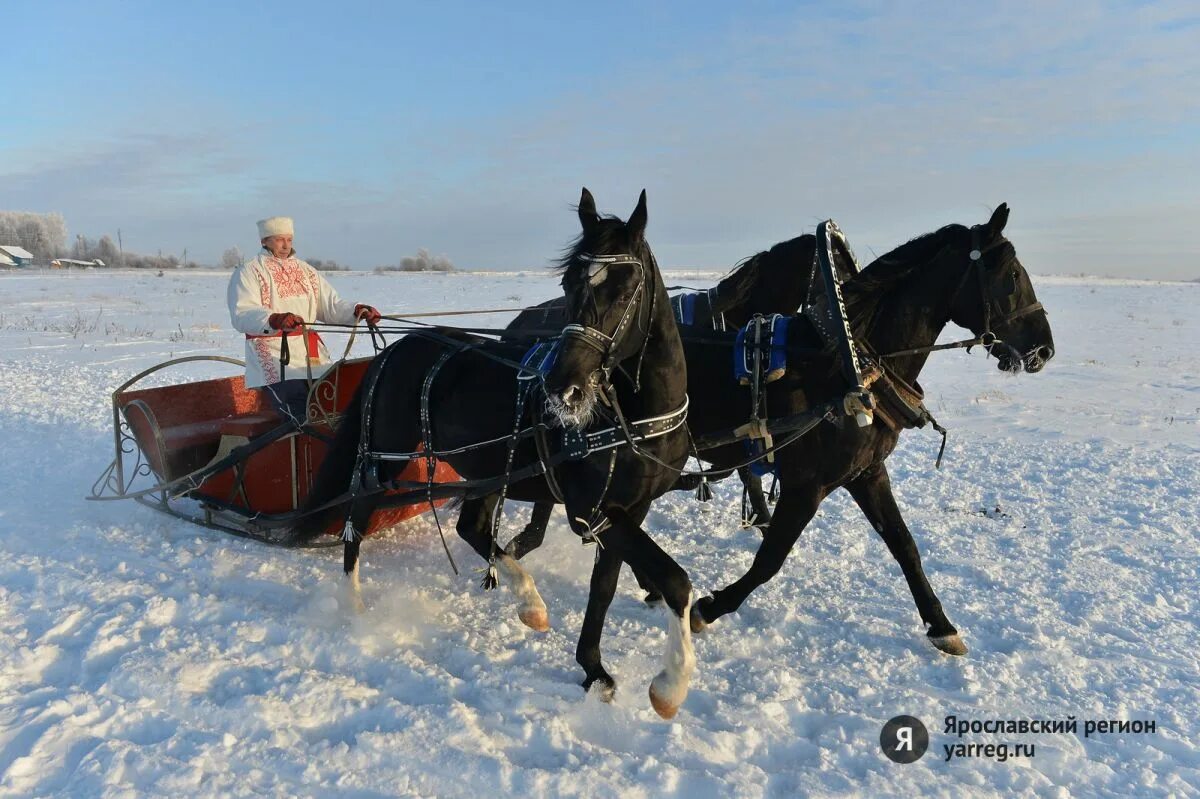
[50,258,106,269]
[0,245,34,267]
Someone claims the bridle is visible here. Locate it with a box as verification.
[963,226,1045,334]
[559,250,656,390]
[879,226,1047,362]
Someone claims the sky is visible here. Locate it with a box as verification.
[2,0,1198,278]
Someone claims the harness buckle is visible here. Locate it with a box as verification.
[844,390,875,428]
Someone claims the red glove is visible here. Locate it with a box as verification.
[268,312,304,332]
[355,304,382,326]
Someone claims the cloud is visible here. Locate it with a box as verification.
[1,1,1195,277]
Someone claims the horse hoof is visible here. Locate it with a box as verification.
[689,604,709,634]
[648,675,684,720]
[930,633,968,656]
[582,675,616,703]
[588,680,616,703]
[518,606,550,632]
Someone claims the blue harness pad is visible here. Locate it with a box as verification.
[745,440,775,477]
[734,314,791,385]
[519,340,561,380]
[671,292,701,326]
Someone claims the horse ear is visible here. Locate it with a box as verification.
[627,189,648,242]
[578,187,599,233]
[987,203,1010,239]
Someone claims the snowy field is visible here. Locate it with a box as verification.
[0,268,1197,798]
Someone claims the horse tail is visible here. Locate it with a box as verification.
[290,380,366,544]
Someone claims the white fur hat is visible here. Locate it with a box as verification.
[257,216,294,239]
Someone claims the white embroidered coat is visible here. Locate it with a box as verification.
[227,252,360,388]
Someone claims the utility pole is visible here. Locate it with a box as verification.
[117,228,124,268]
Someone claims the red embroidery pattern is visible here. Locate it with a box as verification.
[264,256,312,300]
[254,269,270,307]
[306,270,321,302]
[253,338,280,383]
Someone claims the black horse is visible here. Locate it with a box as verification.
[688,204,1055,653]
[505,233,822,549]
[486,205,1053,659]
[295,189,698,718]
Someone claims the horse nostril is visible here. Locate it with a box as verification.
[560,385,583,407]
[1036,346,1054,362]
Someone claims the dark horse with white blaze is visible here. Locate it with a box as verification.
[295,189,698,718]
[488,204,1055,658]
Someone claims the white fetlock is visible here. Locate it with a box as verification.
[498,555,550,632]
[648,597,696,720]
[340,565,366,614]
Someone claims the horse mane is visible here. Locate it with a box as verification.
[552,214,636,275]
[709,252,763,312]
[843,224,965,337]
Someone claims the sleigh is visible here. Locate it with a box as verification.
[87,355,459,546]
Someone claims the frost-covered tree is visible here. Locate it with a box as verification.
[96,235,120,265]
[374,248,456,273]
[0,211,67,259]
[307,257,347,271]
[220,246,243,269]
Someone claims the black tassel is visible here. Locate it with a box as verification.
[480,563,499,591]
[768,475,780,504]
[695,477,713,502]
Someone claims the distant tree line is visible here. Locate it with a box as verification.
[374,248,456,273]
[0,211,202,268]
[306,258,350,271]
[2,210,445,271]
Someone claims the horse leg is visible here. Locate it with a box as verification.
[456,496,549,632]
[738,466,772,531]
[505,499,660,607]
[507,501,554,560]
[692,484,822,632]
[844,464,966,656]
[597,506,695,720]
[634,566,664,606]
[576,545,622,700]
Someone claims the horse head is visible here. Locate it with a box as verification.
[545,188,659,426]
[948,204,1055,373]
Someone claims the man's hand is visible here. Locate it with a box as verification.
[355,304,382,326]
[268,312,305,332]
